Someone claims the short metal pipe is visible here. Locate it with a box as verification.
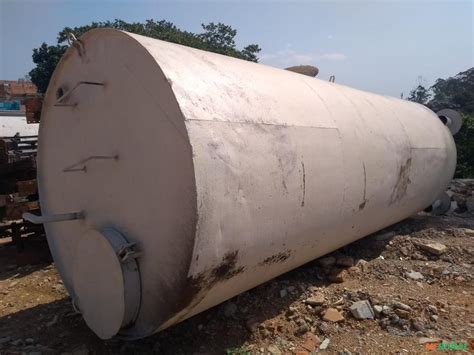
[23,211,84,224]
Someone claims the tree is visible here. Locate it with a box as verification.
[29,19,261,93]
[426,68,474,178]
[428,68,474,115]
[406,69,474,177]
[407,84,431,104]
[452,113,474,178]
[29,43,67,93]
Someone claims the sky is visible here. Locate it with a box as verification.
[0,0,473,97]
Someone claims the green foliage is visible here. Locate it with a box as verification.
[429,68,474,115]
[29,43,68,93]
[407,85,431,104]
[452,113,474,178]
[427,68,474,178]
[225,346,249,355]
[406,68,474,177]
[29,19,261,93]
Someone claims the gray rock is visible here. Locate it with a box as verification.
[431,315,439,322]
[8,280,18,288]
[373,305,383,317]
[0,337,11,344]
[405,271,424,280]
[395,308,410,319]
[382,305,392,315]
[393,302,412,312]
[280,289,288,298]
[46,315,58,327]
[318,322,329,334]
[375,231,396,241]
[295,323,309,335]
[25,338,35,345]
[10,339,23,346]
[390,314,400,324]
[318,256,336,268]
[356,259,369,272]
[267,345,282,355]
[245,318,259,332]
[466,196,474,211]
[411,318,425,331]
[418,337,442,344]
[350,300,374,320]
[223,302,237,317]
[336,256,354,267]
[319,338,330,350]
[419,242,448,255]
[305,293,325,306]
[378,317,390,329]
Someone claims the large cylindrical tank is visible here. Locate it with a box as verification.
[36,29,456,339]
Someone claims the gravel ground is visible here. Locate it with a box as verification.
[0,181,473,354]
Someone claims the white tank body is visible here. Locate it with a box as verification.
[37,29,456,339]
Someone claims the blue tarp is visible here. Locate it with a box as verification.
[0,101,21,111]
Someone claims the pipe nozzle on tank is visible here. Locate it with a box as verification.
[425,192,451,216]
[23,211,84,224]
[437,109,463,135]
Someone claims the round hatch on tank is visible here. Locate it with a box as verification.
[72,228,141,339]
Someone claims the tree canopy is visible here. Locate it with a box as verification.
[407,85,431,104]
[429,68,474,115]
[428,68,474,178]
[29,19,261,93]
[408,68,474,177]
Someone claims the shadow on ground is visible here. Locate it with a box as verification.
[2,214,466,354]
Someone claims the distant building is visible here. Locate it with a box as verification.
[0,80,37,100]
[0,80,38,112]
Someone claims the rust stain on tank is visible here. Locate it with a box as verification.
[390,158,412,204]
[210,250,245,281]
[258,250,291,266]
[359,162,368,210]
[185,251,245,304]
[301,161,306,207]
[170,251,245,323]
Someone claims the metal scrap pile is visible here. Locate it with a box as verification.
[0,126,45,261]
[448,179,474,216]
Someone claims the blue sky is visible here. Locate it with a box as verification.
[0,0,472,97]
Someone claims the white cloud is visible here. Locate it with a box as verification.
[327,35,333,39]
[317,53,347,61]
[260,48,347,67]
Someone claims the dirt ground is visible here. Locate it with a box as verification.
[0,182,473,354]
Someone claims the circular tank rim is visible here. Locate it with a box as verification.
[37,28,200,339]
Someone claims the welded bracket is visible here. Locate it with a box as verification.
[23,211,84,224]
[54,81,105,107]
[117,242,142,263]
[63,155,119,173]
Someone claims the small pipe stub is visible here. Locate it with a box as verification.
[429,192,451,216]
[23,211,84,224]
[437,109,463,135]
